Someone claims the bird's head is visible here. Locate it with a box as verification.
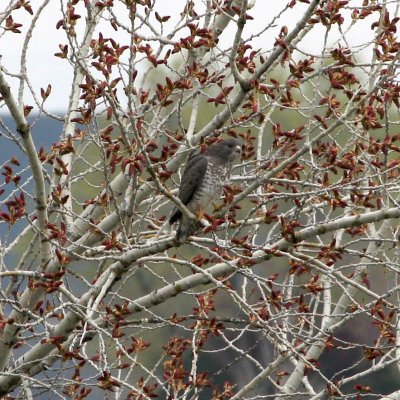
[206,138,241,162]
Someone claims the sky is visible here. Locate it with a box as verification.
[0,0,393,112]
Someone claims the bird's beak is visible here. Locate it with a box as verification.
[235,145,241,156]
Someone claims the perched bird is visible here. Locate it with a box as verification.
[169,138,241,242]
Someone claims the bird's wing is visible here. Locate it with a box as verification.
[178,152,208,205]
[169,151,208,225]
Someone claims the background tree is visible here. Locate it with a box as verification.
[1,0,400,398]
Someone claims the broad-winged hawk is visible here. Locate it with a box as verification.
[169,138,241,241]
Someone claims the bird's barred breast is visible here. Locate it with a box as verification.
[191,163,228,211]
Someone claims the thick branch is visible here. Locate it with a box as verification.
[0,67,52,370]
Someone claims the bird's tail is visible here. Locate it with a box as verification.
[175,222,189,242]
[170,210,188,241]
[174,215,197,242]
